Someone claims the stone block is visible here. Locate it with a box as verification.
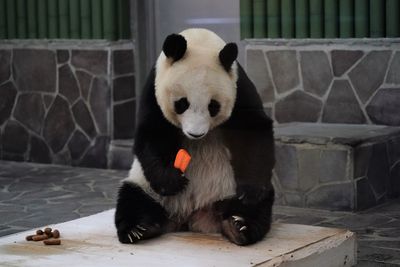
[59,64,80,104]
[366,88,400,126]
[108,139,134,170]
[275,90,322,123]
[274,144,298,190]
[43,96,75,153]
[300,51,333,97]
[349,51,391,103]
[113,75,135,101]
[113,50,134,76]
[13,49,56,92]
[90,77,110,134]
[57,50,70,64]
[246,49,274,103]
[266,50,299,94]
[2,120,29,154]
[71,50,108,76]
[386,51,400,84]
[72,100,96,138]
[331,50,363,77]
[322,80,366,124]
[306,182,354,211]
[14,93,45,134]
[0,82,17,126]
[80,136,110,169]
[76,71,92,101]
[0,50,11,84]
[275,123,400,211]
[68,130,91,161]
[28,136,51,164]
[113,100,136,139]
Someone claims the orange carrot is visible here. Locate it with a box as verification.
[174,149,191,173]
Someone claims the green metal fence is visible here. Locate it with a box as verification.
[0,0,131,40]
[241,0,400,38]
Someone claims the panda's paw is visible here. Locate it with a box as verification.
[151,168,188,196]
[221,215,262,246]
[117,223,162,244]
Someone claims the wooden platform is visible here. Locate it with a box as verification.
[0,209,357,267]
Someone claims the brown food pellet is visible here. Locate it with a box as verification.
[43,239,61,245]
[52,229,60,238]
[44,227,52,235]
[36,229,44,235]
[25,235,35,241]
[32,235,49,241]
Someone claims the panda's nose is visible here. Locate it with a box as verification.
[188,132,205,139]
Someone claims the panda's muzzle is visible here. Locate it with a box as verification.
[187,132,205,139]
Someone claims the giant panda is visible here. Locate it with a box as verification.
[115,28,275,246]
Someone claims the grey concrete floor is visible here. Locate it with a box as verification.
[0,160,399,266]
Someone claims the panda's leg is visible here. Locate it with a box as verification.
[115,182,168,244]
[217,189,274,246]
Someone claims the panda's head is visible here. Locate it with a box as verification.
[155,29,238,140]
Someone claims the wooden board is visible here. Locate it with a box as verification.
[0,209,356,267]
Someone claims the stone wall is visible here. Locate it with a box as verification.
[0,41,135,168]
[245,39,400,126]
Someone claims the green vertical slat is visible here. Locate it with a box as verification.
[16,0,27,38]
[281,0,295,38]
[102,0,116,40]
[48,0,58,38]
[339,0,354,37]
[267,0,280,38]
[91,0,103,38]
[240,0,253,39]
[324,0,339,38]
[0,0,6,38]
[354,0,369,37]
[295,0,309,38]
[117,0,130,39]
[253,0,267,38]
[370,0,385,37]
[70,0,80,38]
[80,0,91,38]
[310,0,324,38]
[58,0,69,38]
[6,0,17,38]
[386,0,400,37]
[27,0,37,38]
[37,0,48,38]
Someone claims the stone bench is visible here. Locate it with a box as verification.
[273,123,400,211]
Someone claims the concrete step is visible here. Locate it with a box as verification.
[274,123,400,211]
[108,139,134,170]
[0,209,357,267]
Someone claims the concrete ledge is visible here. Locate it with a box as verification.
[0,209,356,267]
[274,123,400,211]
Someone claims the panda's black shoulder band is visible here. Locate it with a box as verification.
[163,34,187,62]
[219,43,238,72]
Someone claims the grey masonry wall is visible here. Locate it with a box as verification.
[245,39,400,126]
[0,41,135,169]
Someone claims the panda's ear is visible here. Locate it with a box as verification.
[162,34,187,62]
[219,43,238,72]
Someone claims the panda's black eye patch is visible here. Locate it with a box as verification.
[208,99,221,117]
[174,97,190,114]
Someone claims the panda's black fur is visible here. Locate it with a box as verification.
[115,29,275,246]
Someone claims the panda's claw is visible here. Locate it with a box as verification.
[232,215,244,222]
[136,225,147,231]
[127,233,134,243]
[239,226,248,232]
[131,230,141,240]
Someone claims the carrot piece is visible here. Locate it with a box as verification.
[174,149,191,173]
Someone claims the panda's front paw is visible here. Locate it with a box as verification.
[221,215,262,246]
[117,223,162,244]
[151,168,188,196]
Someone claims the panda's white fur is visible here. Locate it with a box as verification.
[124,28,238,231]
